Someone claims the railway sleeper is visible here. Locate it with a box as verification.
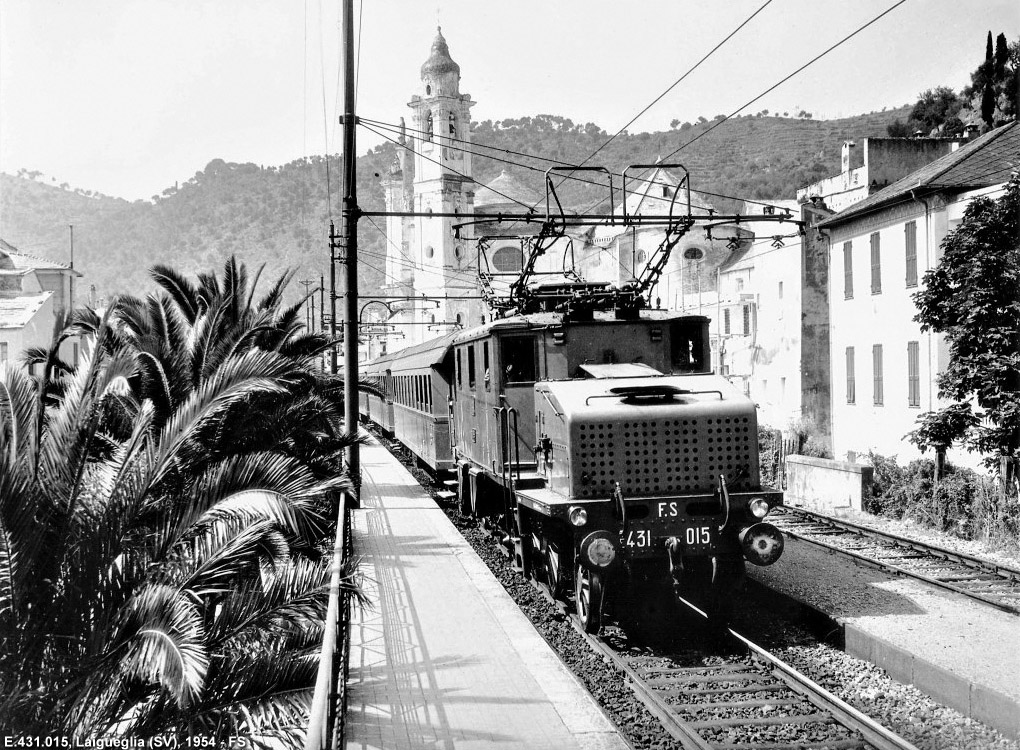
[688,711,836,729]
[710,740,868,750]
[656,684,786,696]
[671,696,805,711]
[647,672,774,685]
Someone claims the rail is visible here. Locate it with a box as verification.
[558,590,919,750]
[304,490,352,750]
[773,507,1020,615]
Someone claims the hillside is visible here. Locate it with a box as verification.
[0,106,911,303]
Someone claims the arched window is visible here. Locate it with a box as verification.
[426,84,432,96]
[425,245,434,259]
[449,113,457,137]
[635,250,647,265]
[492,246,523,272]
[424,111,433,141]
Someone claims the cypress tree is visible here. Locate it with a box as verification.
[994,33,1008,80]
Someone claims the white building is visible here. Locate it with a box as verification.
[716,200,802,428]
[817,121,1018,466]
[0,239,81,370]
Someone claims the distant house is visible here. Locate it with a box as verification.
[815,121,1019,466]
[0,239,82,369]
[717,200,801,427]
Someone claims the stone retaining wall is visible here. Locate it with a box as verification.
[785,454,873,514]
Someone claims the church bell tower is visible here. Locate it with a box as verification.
[402,28,479,344]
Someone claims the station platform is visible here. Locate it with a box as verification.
[748,535,1020,740]
[344,438,630,750]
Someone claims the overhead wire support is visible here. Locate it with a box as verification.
[339,0,361,493]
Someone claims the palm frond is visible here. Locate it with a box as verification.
[161,520,290,598]
[151,265,201,324]
[115,584,209,708]
[257,269,296,313]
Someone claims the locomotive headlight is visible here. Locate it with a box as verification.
[568,506,589,527]
[587,538,616,567]
[748,497,770,519]
[580,531,618,568]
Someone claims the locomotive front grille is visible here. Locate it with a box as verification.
[575,417,755,498]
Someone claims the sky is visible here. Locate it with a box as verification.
[1,0,1017,202]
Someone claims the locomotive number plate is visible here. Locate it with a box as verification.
[681,521,714,553]
[624,529,653,548]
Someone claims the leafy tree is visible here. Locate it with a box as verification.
[908,86,963,135]
[886,119,913,137]
[910,173,1020,481]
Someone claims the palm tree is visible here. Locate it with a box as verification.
[1,263,362,745]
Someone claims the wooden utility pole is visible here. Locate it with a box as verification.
[340,0,361,487]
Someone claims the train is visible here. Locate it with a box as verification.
[359,297,785,632]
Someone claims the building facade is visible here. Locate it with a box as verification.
[817,122,1018,466]
[0,239,80,370]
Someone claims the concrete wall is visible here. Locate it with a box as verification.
[785,454,873,514]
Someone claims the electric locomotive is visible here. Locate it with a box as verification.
[361,294,785,633]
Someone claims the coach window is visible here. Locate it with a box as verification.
[502,336,537,384]
[456,348,462,389]
[426,374,432,410]
[468,344,477,388]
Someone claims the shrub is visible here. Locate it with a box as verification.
[758,425,780,486]
[864,452,1019,550]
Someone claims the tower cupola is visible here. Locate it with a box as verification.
[421,27,460,97]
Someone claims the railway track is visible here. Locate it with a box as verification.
[560,593,919,750]
[770,507,1020,615]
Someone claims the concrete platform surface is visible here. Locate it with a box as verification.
[345,439,630,750]
[748,535,1020,740]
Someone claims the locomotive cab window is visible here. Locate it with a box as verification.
[670,320,710,373]
[483,341,490,389]
[468,345,476,389]
[501,336,537,385]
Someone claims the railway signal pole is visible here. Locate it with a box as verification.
[340,0,361,489]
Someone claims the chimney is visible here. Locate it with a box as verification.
[840,141,855,175]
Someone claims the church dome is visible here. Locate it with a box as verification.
[421,27,460,80]
[474,169,540,211]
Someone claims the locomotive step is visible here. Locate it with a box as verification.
[436,490,457,500]
[515,471,546,490]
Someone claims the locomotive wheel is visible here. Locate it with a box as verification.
[575,563,604,634]
[545,541,565,599]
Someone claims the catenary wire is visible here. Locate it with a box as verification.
[660,0,909,163]
[552,0,776,189]
[362,116,757,213]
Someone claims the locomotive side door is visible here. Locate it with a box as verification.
[498,335,538,468]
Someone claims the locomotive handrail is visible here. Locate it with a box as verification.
[584,387,725,405]
[508,407,521,484]
[537,389,564,419]
[494,406,509,489]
